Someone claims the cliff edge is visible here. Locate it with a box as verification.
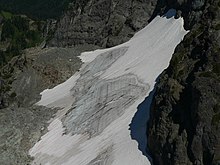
[148,0,220,164]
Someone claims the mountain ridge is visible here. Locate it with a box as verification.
[0,0,219,164]
[148,0,220,164]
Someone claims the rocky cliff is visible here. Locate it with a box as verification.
[48,0,157,48]
[148,0,220,165]
[1,0,220,164]
[0,47,82,165]
[0,1,161,164]
[47,0,208,49]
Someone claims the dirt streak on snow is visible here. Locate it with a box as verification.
[29,9,188,165]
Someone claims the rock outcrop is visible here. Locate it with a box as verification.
[47,0,208,48]
[0,1,161,164]
[0,47,82,165]
[48,0,157,48]
[1,0,219,164]
[29,11,187,164]
[148,0,220,165]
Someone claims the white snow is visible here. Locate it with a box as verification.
[29,9,188,165]
[36,73,80,108]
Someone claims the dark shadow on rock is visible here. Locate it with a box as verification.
[129,84,157,163]
[163,9,176,19]
[148,1,176,23]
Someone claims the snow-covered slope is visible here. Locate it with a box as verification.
[29,9,188,165]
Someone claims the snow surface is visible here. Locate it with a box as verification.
[37,73,80,108]
[30,9,188,165]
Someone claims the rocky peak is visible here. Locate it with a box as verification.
[48,0,157,48]
[47,0,209,49]
[148,0,220,165]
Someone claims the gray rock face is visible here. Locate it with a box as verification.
[192,0,205,10]
[12,47,82,107]
[153,0,207,29]
[0,105,55,165]
[0,1,159,164]
[0,47,82,165]
[1,0,216,164]
[48,0,157,48]
[148,0,220,165]
[48,0,208,49]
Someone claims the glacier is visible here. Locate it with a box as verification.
[29,9,188,165]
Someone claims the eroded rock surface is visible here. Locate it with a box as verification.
[148,1,220,165]
[48,0,157,48]
[0,47,82,165]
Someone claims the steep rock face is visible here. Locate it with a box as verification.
[151,0,206,29]
[48,0,206,48]
[29,11,187,165]
[48,0,157,48]
[0,47,82,165]
[0,1,175,164]
[148,0,220,165]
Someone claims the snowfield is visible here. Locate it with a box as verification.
[29,9,188,165]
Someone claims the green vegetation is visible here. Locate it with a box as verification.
[170,50,187,79]
[183,24,205,47]
[199,71,214,78]
[214,23,220,30]
[1,11,12,19]
[0,0,76,68]
[212,113,220,126]
[201,62,220,79]
[168,79,184,101]
[0,14,43,67]
[212,104,220,126]
[213,104,220,113]
[171,52,184,69]
[213,63,220,75]
[0,51,6,67]
[0,0,72,19]
[10,92,16,98]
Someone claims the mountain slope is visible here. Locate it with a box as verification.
[0,0,70,19]
[0,47,82,165]
[29,10,187,165]
[48,0,157,48]
[148,0,220,164]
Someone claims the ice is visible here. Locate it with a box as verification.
[29,9,188,165]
